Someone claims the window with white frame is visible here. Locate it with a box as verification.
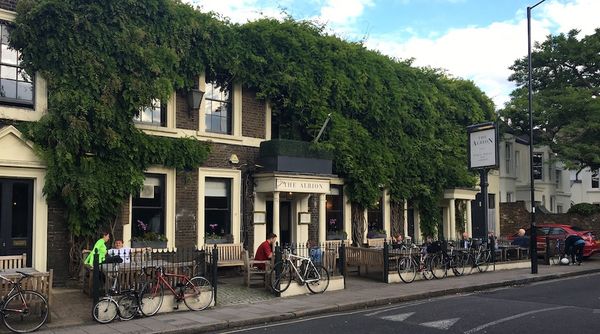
[132,174,165,241]
[557,205,563,213]
[204,81,232,134]
[505,143,512,174]
[533,153,543,180]
[367,196,384,237]
[204,178,232,242]
[555,170,561,187]
[592,169,599,189]
[0,23,34,106]
[506,192,513,202]
[134,99,166,126]
[326,185,344,240]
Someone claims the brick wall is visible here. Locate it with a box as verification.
[176,169,198,248]
[0,0,17,12]
[176,91,198,131]
[202,143,259,168]
[46,200,69,286]
[242,88,266,139]
[309,195,319,242]
[500,201,600,238]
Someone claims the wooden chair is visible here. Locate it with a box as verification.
[242,250,271,288]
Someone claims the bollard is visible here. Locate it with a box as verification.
[212,244,218,304]
[545,237,550,265]
[383,240,389,283]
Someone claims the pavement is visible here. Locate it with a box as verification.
[29,258,600,334]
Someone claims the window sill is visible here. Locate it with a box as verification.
[136,124,179,135]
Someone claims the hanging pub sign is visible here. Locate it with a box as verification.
[467,122,499,170]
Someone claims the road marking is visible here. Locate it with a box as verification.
[380,312,415,322]
[463,306,569,334]
[421,318,460,330]
[364,299,433,317]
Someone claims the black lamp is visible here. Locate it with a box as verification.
[187,88,204,115]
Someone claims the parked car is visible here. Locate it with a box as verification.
[507,224,599,257]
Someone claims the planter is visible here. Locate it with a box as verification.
[327,232,346,240]
[205,238,229,244]
[131,240,167,249]
[367,233,387,239]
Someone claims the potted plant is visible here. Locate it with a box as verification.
[367,229,387,239]
[205,223,230,244]
[131,220,168,249]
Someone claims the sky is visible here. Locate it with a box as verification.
[183,0,600,109]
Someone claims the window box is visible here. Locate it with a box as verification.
[327,231,347,240]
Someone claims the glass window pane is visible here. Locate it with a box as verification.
[17,69,32,82]
[205,100,212,115]
[1,78,17,98]
[1,65,16,80]
[211,117,220,132]
[1,44,17,65]
[1,24,8,44]
[11,182,30,238]
[17,81,33,101]
[152,106,160,124]
[205,114,212,132]
[221,117,228,133]
[141,106,152,123]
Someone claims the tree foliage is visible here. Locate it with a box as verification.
[501,29,600,173]
[11,0,494,237]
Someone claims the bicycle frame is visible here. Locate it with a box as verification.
[0,276,27,313]
[150,268,195,300]
[283,252,320,284]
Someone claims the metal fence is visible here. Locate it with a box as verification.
[91,246,218,307]
[274,241,347,279]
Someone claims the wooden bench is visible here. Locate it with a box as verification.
[367,238,385,248]
[0,268,53,321]
[346,246,385,277]
[212,243,245,269]
[0,253,27,270]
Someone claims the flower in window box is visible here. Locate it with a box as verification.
[132,219,168,242]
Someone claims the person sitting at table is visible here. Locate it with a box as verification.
[392,233,404,249]
[459,232,471,249]
[84,232,110,266]
[108,240,131,264]
[511,228,530,248]
[254,233,277,270]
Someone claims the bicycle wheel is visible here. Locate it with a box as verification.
[92,297,118,324]
[476,250,490,273]
[139,281,164,316]
[183,276,214,311]
[430,254,447,279]
[422,257,435,280]
[118,292,138,321]
[451,253,465,276]
[306,264,330,294]
[398,257,416,283]
[3,290,48,333]
[269,261,293,293]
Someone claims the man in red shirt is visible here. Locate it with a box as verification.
[254,233,277,269]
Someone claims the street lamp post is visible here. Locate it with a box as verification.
[527,0,546,274]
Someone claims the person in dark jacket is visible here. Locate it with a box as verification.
[564,234,585,265]
[511,228,530,248]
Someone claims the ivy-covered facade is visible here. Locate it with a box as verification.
[0,0,498,285]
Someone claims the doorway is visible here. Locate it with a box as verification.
[266,201,292,246]
[0,178,33,266]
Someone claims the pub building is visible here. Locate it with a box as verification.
[0,2,499,285]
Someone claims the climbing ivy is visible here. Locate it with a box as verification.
[11,0,494,238]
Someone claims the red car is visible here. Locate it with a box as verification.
[509,224,599,258]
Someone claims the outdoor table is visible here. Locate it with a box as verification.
[498,245,526,261]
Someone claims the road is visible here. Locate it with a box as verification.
[219,273,600,334]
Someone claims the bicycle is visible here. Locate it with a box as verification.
[92,264,140,323]
[140,266,213,316]
[429,242,465,279]
[461,243,491,273]
[549,239,565,265]
[269,247,330,294]
[397,244,434,283]
[0,271,48,333]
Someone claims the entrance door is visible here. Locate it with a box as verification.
[266,201,292,246]
[0,178,33,266]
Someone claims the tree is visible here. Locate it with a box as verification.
[500,29,600,176]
